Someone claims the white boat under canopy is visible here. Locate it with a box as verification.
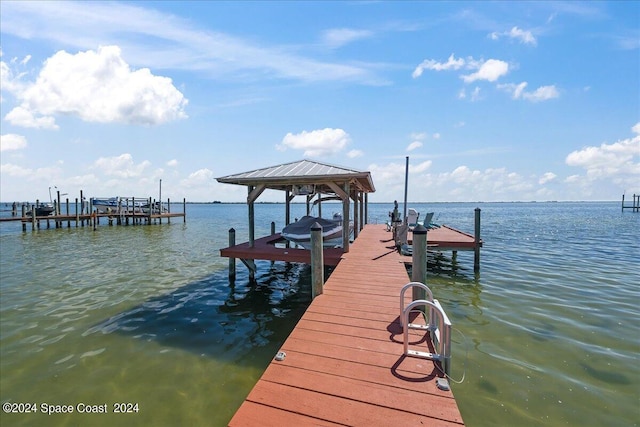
[281,214,350,249]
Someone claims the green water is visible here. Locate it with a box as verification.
[1,202,638,426]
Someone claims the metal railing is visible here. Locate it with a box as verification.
[400,281,452,376]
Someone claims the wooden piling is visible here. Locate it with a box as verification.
[311,222,324,299]
[474,208,481,272]
[411,224,428,301]
[229,228,236,280]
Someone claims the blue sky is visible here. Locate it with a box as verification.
[1,1,638,203]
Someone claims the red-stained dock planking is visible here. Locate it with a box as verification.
[228,224,465,426]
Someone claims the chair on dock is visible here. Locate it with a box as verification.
[421,212,435,229]
[394,223,411,255]
[407,208,420,230]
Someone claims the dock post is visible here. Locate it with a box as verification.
[183,198,186,223]
[229,228,236,280]
[66,198,70,228]
[31,205,36,231]
[622,194,625,212]
[411,224,428,301]
[75,198,79,227]
[474,208,481,272]
[311,222,324,299]
[147,197,152,225]
[21,205,26,232]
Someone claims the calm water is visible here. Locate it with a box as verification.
[1,202,638,426]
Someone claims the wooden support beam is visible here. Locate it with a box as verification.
[326,182,348,200]
[247,184,266,204]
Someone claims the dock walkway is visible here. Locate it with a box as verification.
[229,224,464,426]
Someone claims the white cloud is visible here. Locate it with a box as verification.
[414,55,509,84]
[432,133,441,140]
[412,54,464,78]
[565,125,640,192]
[277,128,351,157]
[93,153,151,178]
[4,106,59,129]
[633,122,640,134]
[0,133,28,151]
[411,160,432,173]
[410,132,427,140]
[566,134,640,178]
[0,1,383,85]
[470,87,482,101]
[407,141,423,152]
[461,59,509,83]
[523,85,559,102]
[181,168,215,186]
[5,46,188,128]
[0,162,32,178]
[1,58,22,95]
[322,28,373,49]
[167,159,179,167]
[498,82,559,102]
[539,172,557,184]
[347,149,364,158]
[490,26,537,46]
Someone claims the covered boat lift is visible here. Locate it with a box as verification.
[216,159,376,277]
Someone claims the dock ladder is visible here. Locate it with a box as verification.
[400,282,452,376]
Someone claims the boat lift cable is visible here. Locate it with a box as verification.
[434,327,468,384]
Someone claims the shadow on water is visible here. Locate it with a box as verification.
[86,260,321,368]
[405,250,478,282]
[579,362,632,385]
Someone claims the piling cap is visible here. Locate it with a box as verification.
[413,224,428,234]
[311,222,323,231]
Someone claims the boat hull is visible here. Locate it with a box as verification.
[281,215,350,249]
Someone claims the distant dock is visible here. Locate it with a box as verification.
[621,194,640,212]
[0,197,186,231]
[229,224,465,426]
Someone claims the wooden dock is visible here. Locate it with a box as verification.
[0,211,186,230]
[221,233,345,266]
[221,223,481,268]
[229,224,465,426]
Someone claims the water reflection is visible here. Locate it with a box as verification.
[87,261,315,365]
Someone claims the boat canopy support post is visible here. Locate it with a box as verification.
[364,193,368,225]
[352,189,359,240]
[285,189,293,226]
[247,184,266,248]
[311,222,324,299]
[326,181,350,252]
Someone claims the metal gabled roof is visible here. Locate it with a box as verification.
[217,159,375,193]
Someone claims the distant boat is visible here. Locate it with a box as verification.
[281,214,352,249]
[26,203,55,217]
[141,201,167,214]
[92,197,121,214]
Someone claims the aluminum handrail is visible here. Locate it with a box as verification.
[399,281,434,329]
[401,292,452,376]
